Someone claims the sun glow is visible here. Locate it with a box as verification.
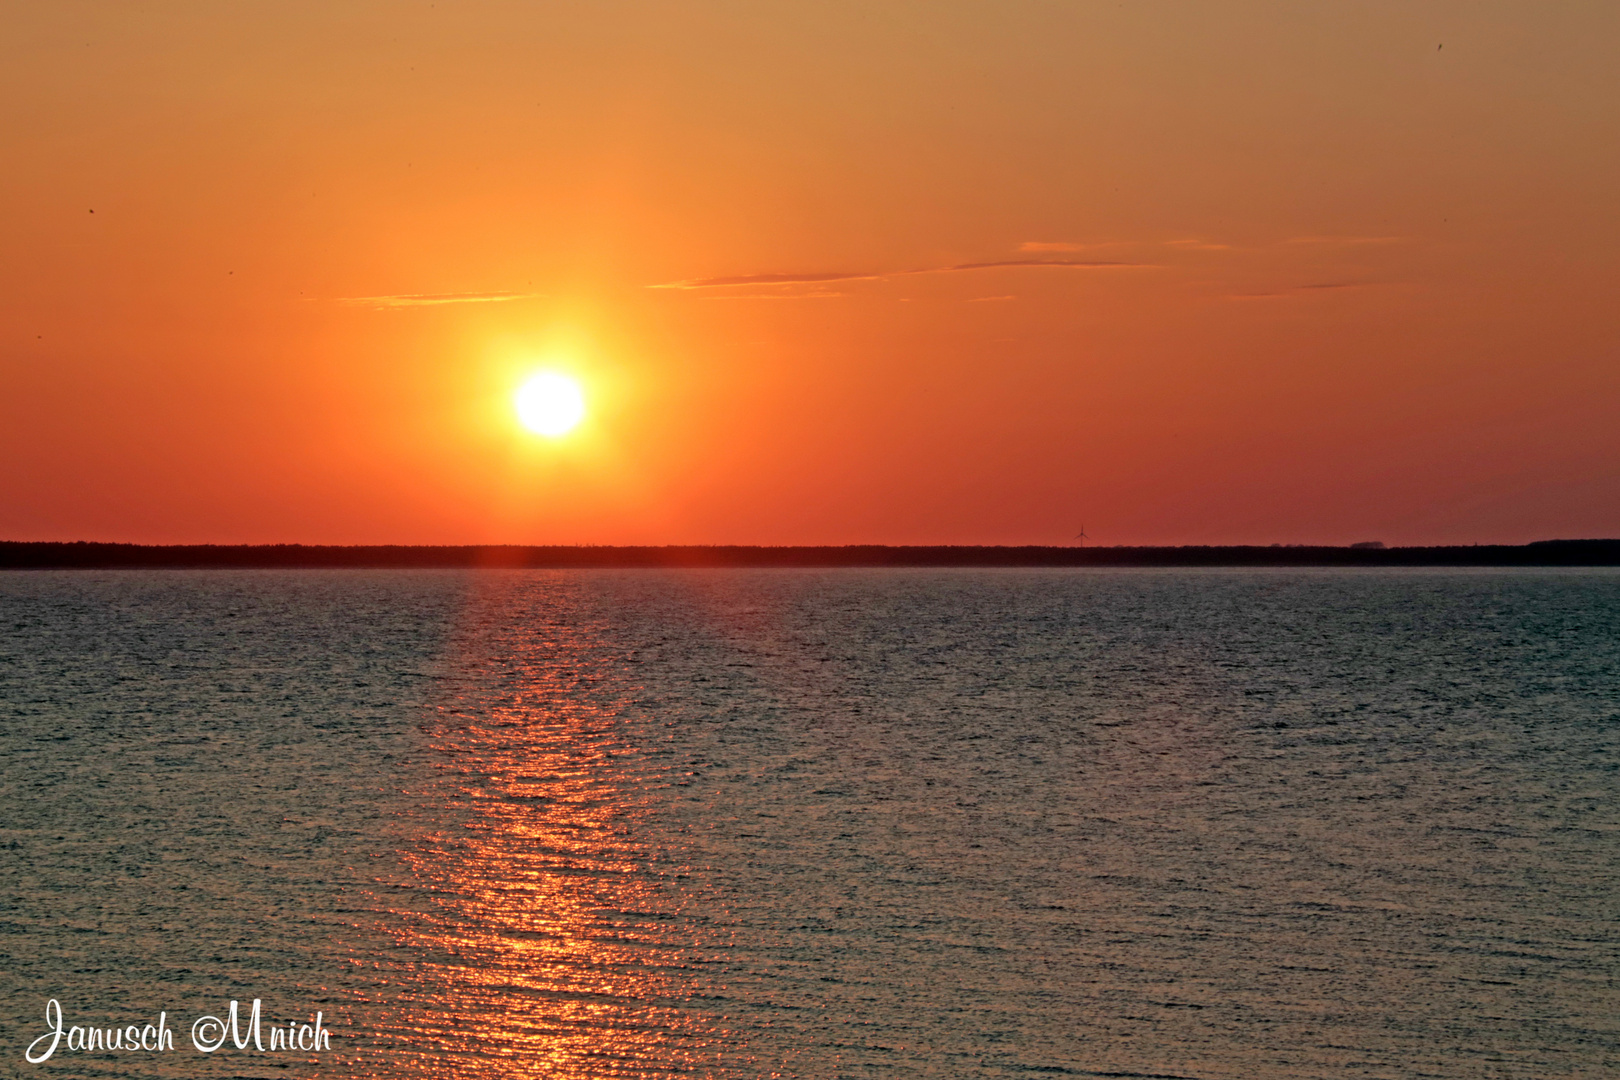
[515,372,586,436]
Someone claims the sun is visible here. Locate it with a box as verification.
[514,372,586,436]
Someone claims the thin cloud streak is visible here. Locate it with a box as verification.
[931,258,1150,273]
[1286,235,1406,246]
[699,290,848,300]
[1165,238,1233,251]
[1226,281,1376,300]
[337,291,542,308]
[651,271,879,289]
[654,259,1153,290]
[1019,240,1119,252]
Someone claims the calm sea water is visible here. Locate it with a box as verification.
[1,569,1616,1078]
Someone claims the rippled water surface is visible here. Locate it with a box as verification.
[2,569,1617,1078]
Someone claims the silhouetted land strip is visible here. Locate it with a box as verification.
[3,540,1618,569]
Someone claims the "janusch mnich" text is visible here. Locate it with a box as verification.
[26,999,333,1063]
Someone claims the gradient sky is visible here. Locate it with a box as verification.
[3,1,1616,546]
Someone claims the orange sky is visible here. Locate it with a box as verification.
[3,1,1616,546]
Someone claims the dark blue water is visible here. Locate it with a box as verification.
[2,569,1616,1078]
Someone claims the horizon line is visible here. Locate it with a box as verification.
[3,539,1617,570]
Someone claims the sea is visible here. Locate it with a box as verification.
[1,568,1616,1078]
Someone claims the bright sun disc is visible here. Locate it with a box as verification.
[514,372,586,436]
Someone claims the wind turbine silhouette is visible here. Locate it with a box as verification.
[1073,524,1090,547]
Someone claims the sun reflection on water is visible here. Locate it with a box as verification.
[375,577,734,1078]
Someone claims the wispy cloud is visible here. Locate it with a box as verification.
[1019,241,1118,253]
[1226,281,1374,300]
[1285,235,1405,246]
[930,258,1149,273]
[1165,238,1233,251]
[653,259,1152,290]
[699,290,848,301]
[651,271,878,290]
[337,291,542,308]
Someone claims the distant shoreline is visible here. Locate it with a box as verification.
[3,540,1618,568]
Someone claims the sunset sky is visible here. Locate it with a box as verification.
[3,1,1616,546]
